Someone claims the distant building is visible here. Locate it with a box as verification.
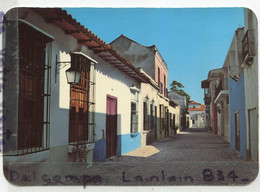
[110,35,178,142]
[188,102,205,128]
[168,91,187,130]
[110,35,168,97]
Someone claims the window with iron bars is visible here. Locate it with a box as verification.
[17,21,52,155]
[69,53,96,145]
[150,104,155,130]
[143,102,149,130]
[130,90,139,133]
[159,104,165,130]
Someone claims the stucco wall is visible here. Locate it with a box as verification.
[110,36,155,79]
[155,51,168,96]
[229,73,247,160]
[139,82,159,146]
[3,9,142,163]
[189,104,200,108]
[189,111,205,128]
[94,55,141,161]
[243,8,258,161]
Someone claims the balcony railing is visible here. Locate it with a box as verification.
[242,29,255,66]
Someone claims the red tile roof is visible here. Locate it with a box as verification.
[189,101,201,105]
[188,104,205,111]
[34,8,149,83]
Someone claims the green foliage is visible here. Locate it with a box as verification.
[170,80,184,90]
[170,80,192,105]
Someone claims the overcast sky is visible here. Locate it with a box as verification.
[65,8,244,104]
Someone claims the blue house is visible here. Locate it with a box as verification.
[228,28,248,160]
[229,72,247,160]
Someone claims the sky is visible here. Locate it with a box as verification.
[65,8,244,104]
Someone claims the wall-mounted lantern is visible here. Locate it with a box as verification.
[217,105,222,113]
[65,67,81,85]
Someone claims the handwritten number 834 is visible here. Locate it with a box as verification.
[203,169,239,182]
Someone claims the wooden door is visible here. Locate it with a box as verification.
[248,109,258,161]
[106,95,117,158]
[235,112,240,151]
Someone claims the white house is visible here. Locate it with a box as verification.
[188,101,205,128]
[168,91,186,130]
[3,7,148,175]
[110,35,177,142]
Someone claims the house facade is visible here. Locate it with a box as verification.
[3,7,148,171]
[242,8,258,161]
[168,91,187,131]
[202,68,224,134]
[110,35,177,142]
[201,8,258,161]
[188,102,205,128]
[226,27,247,160]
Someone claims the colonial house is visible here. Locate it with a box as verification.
[225,27,247,159]
[201,68,224,134]
[201,56,231,142]
[110,35,177,142]
[201,8,258,161]
[242,8,258,161]
[188,101,205,128]
[3,7,149,174]
[168,91,187,131]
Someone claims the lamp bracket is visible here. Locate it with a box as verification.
[55,54,72,83]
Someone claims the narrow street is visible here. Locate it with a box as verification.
[84,128,258,186]
[10,127,257,186]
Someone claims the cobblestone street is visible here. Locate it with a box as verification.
[7,128,258,186]
[85,128,258,186]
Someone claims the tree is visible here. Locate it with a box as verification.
[170,80,192,105]
[170,80,192,130]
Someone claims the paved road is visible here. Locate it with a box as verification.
[6,128,259,186]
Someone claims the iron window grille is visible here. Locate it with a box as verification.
[13,21,52,155]
[130,90,139,133]
[68,53,96,145]
[242,29,255,66]
[159,104,165,130]
[164,107,169,130]
[143,102,149,130]
[150,104,155,130]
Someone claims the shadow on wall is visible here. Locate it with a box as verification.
[94,112,142,162]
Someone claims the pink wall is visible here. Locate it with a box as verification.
[155,53,168,97]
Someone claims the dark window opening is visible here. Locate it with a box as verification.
[131,102,138,133]
[18,21,52,152]
[158,67,160,86]
[159,104,164,130]
[143,102,149,130]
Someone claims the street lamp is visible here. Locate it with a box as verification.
[65,67,81,85]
